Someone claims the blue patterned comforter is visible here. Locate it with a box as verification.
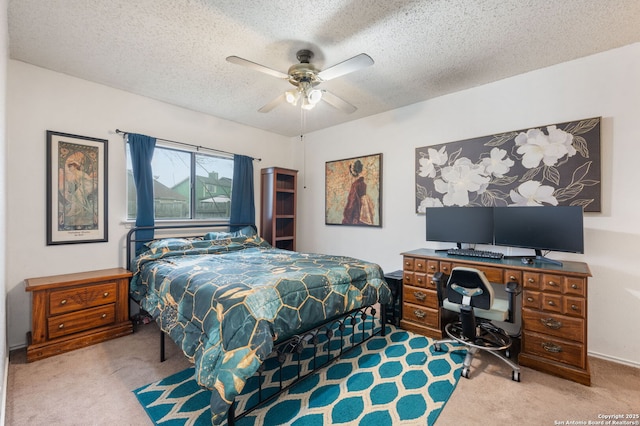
[129,234,391,424]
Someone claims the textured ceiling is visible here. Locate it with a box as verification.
[8,0,640,137]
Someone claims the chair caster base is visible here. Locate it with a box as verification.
[461,367,470,379]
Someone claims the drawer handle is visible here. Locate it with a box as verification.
[571,284,579,290]
[429,265,435,270]
[103,292,110,297]
[509,275,516,281]
[416,277,423,284]
[101,313,107,319]
[413,291,426,301]
[443,266,449,272]
[540,318,563,329]
[405,261,410,266]
[542,342,563,353]
[526,297,534,302]
[548,300,556,306]
[58,323,64,329]
[60,299,67,305]
[414,309,426,319]
[417,262,423,268]
[571,304,579,311]
[548,281,558,287]
[528,278,535,283]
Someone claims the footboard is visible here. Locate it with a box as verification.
[228,305,386,425]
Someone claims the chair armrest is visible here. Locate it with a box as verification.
[505,281,521,323]
[432,272,449,303]
[505,281,522,295]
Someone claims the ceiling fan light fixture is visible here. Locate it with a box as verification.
[301,97,315,110]
[285,89,300,105]
[306,88,323,105]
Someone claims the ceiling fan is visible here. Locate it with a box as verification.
[226,49,374,113]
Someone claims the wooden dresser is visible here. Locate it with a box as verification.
[25,268,133,362]
[400,248,592,385]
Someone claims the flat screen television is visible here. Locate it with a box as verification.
[493,206,584,265]
[425,207,494,248]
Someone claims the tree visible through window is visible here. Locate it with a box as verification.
[126,145,234,220]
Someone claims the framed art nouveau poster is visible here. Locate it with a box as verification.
[46,131,108,245]
[325,153,382,227]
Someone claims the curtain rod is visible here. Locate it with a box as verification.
[115,129,261,161]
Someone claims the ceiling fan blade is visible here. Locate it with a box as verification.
[321,90,357,114]
[317,53,374,81]
[258,93,286,113]
[226,56,289,79]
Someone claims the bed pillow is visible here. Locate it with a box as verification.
[203,225,257,240]
[144,237,200,251]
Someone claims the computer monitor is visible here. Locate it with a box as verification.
[426,207,494,248]
[493,206,584,265]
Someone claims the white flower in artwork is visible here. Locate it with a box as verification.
[481,147,515,178]
[509,180,558,206]
[434,157,490,206]
[515,126,575,169]
[417,197,444,213]
[418,146,448,178]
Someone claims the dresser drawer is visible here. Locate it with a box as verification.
[564,277,586,297]
[523,330,585,369]
[451,263,502,283]
[403,302,439,328]
[48,304,116,339]
[404,256,429,272]
[541,293,563,314]
[522,309,585,343]
[403,271,428,288]
[50,282,117,315]
[523,272,541,289]
[523,290,541,309]
[564,296,586,318]
[403,286,438,309]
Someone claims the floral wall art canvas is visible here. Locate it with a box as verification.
[415,117,601,212]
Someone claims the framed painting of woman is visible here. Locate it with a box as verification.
[325,153,382,227]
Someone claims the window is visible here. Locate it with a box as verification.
[127,145,233,221]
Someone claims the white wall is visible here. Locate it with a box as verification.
[1,0,8,421]
[296,43,640,366]
[5,61,295,348]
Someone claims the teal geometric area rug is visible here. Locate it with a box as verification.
[133,325,465,426]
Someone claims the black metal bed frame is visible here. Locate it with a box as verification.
[125,223,387,425]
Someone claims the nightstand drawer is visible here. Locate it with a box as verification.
[523,331,585,369]
[49,282,117,315]
[48,304,116,339]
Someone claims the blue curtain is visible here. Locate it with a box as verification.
[230,154,255,231]
[128,133,157,250]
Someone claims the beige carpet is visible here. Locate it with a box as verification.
[6,322,640,425]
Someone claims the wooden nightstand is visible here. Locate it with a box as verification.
[25,268,133,362]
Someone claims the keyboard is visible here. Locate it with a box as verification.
[446,248,504,259]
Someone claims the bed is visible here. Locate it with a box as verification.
[126,224,392,424]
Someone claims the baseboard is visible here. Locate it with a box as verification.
[588,351,640,369]
[1,354,8,426]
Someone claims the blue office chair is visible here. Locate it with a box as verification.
[433,266,521,381]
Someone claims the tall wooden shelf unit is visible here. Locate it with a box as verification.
[261,167,297,251]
